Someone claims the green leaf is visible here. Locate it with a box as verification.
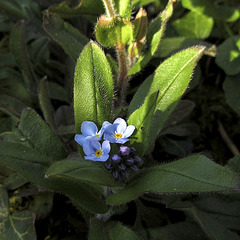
[47,0,104,18]
[155,37,212,58]
[128,91,159,156]
[0,186,9,220]
[3,173,28,190]
[171,199,240,240]
[182,0,240,23]
[0,142,109,214]
[47,81,70,103]
[10,21,37,86]
[43,13,88,61]
[159,137,193,157]
[0,70,33,106]
[74,41,113,131]
[114,0,132,18]
[128,0,174,75]
[128,46,205,154]
[38,78,56,130]
[133,0,159,7]
[107,154,240,205]
[215,36,240,75]
[1,211,37,240]
[228,155,240,175]
[46,159,121,187]
[148,222,206,240]
[161,100,195,131]
[18,108,66,161]
[172,11,213,39]
[89,219,143,240]
[223,75,240,116]
[0,94,27,119]
[0,0,28,20]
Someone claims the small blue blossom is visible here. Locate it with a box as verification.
[83,140,110,162]
[104,118,135,144]
[74,121,104,146]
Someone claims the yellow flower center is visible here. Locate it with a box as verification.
[95,134,100,137]
[95,150,102,157]
[114,133,123,139]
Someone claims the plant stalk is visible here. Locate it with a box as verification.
[102,0,115,17]
[116,43,129,106]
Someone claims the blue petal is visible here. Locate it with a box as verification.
[102,141,110,154]
[84,155,97,161]
[90,140,101,150]
[81,121,98,136]
[116,138,129,144]
[102,121,111,131]
[104,124,117,135]
[85,135,101,142]
[123,125,135,138]
[84,154,109,162]
[114,118,127,133]
[98,154,109,162]
[104,134,116,143]
[83,142,95,155]
[74,134,87,146]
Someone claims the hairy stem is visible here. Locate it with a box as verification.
[102,0,115,17]
[116,43,128,106]
[218,120,240,156]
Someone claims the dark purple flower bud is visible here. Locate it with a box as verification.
[121,170,129,179]
[118,163,126,170]
[120,146,131,156]
[130,165,139,171]
[133,156,142,165]
[130,147,136,155]
[105,162,112,169]
[112,170,119,179]
[112,154,121,163]
[126,158,134,165]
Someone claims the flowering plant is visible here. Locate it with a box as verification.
[0,0,239,239]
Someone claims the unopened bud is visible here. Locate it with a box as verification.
[95,15,133,47]
[133,8,148,42]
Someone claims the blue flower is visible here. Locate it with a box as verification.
[74,121,104,146]
[83,140,110,162]
[104,118,135,144]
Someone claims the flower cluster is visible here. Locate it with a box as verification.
[75,118,142,182]
[105,146,143,182]
[74,118,135,162]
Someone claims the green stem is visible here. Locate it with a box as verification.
[116,43,128,106]
[102,0,115,17]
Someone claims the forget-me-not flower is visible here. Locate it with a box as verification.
[83,140,110,162]
[104,118,135,144]
[74,121,104,146]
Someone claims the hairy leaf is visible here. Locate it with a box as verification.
[107,155,240,205]
[74,41,113,131]
[10,21,37,86]
[89,219,143,240]
[0,142,109,214]
[43,13,88,61]
[46,159,121,187]
[18,108,66,161]
[128,46,205,154]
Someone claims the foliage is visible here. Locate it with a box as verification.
[0,0,240,239]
